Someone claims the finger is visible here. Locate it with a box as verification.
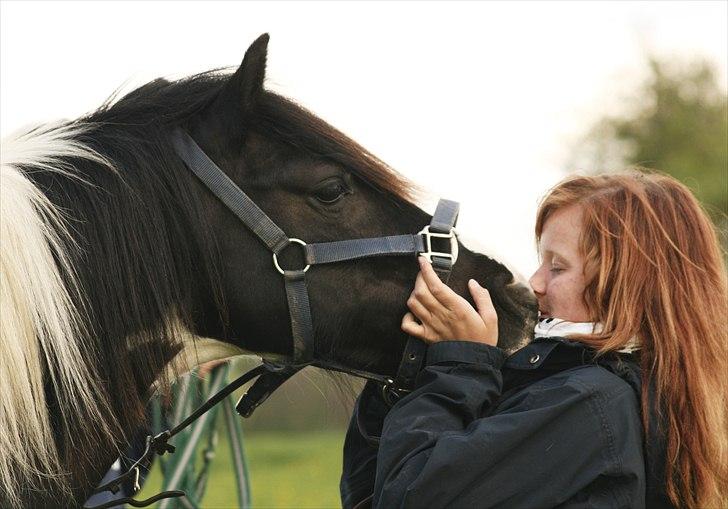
[468,279,498,324]
[412,271,440,312]
[418,257,458,307]
[406,290,432,323]
[401,311,427,339]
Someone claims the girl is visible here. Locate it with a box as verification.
[341,171,727,508]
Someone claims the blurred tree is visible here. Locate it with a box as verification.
[570,56,727,244]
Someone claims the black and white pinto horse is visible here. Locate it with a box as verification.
[0,34,536,507]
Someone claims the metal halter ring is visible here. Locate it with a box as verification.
[272,238,311,275]
[381,378,403,407]
[418,225,459,264]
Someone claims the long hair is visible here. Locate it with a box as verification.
[535,170,728,508]
[0,122,121,506]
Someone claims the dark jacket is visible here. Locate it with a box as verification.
[341,337,675,509]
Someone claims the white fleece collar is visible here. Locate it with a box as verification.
[535,317,641,354]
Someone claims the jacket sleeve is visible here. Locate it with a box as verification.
[340,381,389,509]
[373,341,643,509]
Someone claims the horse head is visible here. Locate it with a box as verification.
[179,34,537,376]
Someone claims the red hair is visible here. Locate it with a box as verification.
[536,170,727,508]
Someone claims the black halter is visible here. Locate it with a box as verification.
[84,129,459,508]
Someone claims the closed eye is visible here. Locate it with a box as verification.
[314,178,351,204]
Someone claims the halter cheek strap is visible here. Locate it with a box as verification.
[384,200,458,404]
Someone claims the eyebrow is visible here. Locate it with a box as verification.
[539,248,569,262]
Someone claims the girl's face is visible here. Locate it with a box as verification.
[529,204,591,322]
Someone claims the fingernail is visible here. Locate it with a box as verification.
[469,279,478,287]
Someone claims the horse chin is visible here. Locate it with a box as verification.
[498,282,538,354]
[315,323,404,378]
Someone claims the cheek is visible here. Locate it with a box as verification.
[547,274,592,321]
[547,275,584,306]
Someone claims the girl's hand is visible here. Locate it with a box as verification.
[401,257,498,347]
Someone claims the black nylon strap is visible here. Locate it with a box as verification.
[429,199,459,234]
[86,364,271,509]
[283,270,315,363]
[391,199,458,397]
[428,199,458,282]
[235,365,302,418]
[312,360,392,386]
[389,338,427,399]
[389,253,452,396]
[171,129,290,254]
[432,256,454,280]
[305,235,425,265]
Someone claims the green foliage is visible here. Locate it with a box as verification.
[572,56,728,231]
[240,430,345,508]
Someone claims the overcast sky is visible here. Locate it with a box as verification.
[2,1,726,277]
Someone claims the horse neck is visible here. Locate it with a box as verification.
[58,126,217,418]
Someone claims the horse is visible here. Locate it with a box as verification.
[0,33,537,507]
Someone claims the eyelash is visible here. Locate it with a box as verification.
[550,267,564,274]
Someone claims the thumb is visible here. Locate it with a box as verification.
[468,279,497,322]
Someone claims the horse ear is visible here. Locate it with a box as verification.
[227,33,270,111]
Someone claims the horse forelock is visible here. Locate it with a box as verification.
[255,92,423,206]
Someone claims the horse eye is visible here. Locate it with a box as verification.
[314,180,350,204]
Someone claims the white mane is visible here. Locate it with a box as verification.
[0,122,117,507]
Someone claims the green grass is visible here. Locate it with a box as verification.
[139,429,346,508]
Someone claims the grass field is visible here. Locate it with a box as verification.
[139,429,347,508]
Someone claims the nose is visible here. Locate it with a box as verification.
[529,267,545,296]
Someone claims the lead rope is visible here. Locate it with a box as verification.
[83,364,271,509]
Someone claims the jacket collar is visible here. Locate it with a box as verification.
[504,336,588,370]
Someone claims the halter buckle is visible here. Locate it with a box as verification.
[272,238,311,275]
[418,226,459,264]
